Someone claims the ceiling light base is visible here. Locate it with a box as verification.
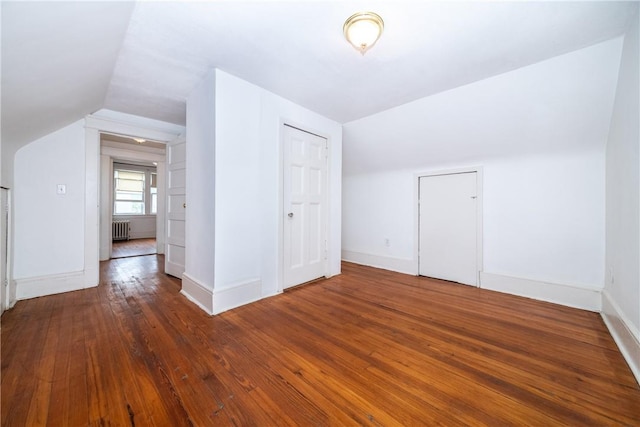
[343,12,384,55]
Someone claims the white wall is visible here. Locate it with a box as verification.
[184,69,342,314]
[343,38,623,310]
[12,110,183,300]
[215,70,342,303]
[603,7,640,382]
[13,120,86,296]
[114,216,156,240]
[183,70,217,313]
[214,71,262,292]
[343,151,605,287]
[483,151,604,288]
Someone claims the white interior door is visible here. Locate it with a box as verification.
[419,172,477,286]
[165,138,186,278]
[283,125,328,289]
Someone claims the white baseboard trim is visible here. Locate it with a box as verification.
[129,232,156,240]
[16,270,96,300]
[342,250,415,275]
[213,279,262,315]
[601,290,640,385]
[480,272,601,312]
[181,273,213,315]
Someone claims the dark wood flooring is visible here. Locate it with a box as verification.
[111,238,157,258]
[1,256,639,426]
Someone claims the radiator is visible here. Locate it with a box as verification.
[112,220,130,241]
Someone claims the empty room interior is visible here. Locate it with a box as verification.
[1,1,640,425]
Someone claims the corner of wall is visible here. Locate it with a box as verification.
[181,273,214,315]
[342,250,415,275]
[480,272,602,312]
[16,270,97,301]
[601,290,640,384]
[212,278,262,315]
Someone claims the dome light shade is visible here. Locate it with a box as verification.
[343,12,384,55]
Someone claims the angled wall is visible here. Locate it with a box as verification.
[603,7,640,383]
[343,38,623,311]
[13,120,87,298]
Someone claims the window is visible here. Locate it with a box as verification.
[114,169,145,214]
[113,164,157,216]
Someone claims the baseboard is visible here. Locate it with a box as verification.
[16,271,95,300]
[480,272,601,312]
[601,290,640,385]
[181,273,213,315]
[342,250,415,275]
[213,279,262,315]
[129,232,156,240]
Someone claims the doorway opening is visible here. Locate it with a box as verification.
[99,133,166,261]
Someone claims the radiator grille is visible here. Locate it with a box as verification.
[112,220,130,241]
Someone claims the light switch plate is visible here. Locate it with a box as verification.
[56,184,66,195]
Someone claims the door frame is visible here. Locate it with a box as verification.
[414,166,484,285]
[1,187,14,311]
[278,120,331,293]
[100,142,166,260]
[85,114,184,287]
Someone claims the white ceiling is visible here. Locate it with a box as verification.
[2,1,637,152]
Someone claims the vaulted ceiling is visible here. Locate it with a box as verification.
[2,1,636,152]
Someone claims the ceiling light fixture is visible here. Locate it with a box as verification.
[133,137,146,144]
[343,12,384,55]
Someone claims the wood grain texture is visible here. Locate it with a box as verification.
[2,257,639,426]
[111,238,157,259]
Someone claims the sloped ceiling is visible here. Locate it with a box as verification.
[1,1,135,149]
[2,1,637,153]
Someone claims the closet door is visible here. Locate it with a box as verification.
[419,172,477,286]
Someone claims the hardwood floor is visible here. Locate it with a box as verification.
[111,238,157,258]
[2,257,639,426]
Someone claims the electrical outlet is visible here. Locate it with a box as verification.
[384,238,390,247]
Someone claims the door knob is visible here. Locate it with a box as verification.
[288,212,294,218]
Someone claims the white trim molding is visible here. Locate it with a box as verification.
[181,273,214,315]
[16,271,93,300]
[342,250,415,275]
[85,112,184,291]
[212,278,262,315]
[480,272,602,312]
[601,290,640,384]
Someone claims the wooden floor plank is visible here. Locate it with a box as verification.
[2,257,639,426]
[111,238,157,259]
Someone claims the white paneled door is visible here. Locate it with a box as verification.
[283,125,328,289]
[419,172,478,286]
[165,137,186,278]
